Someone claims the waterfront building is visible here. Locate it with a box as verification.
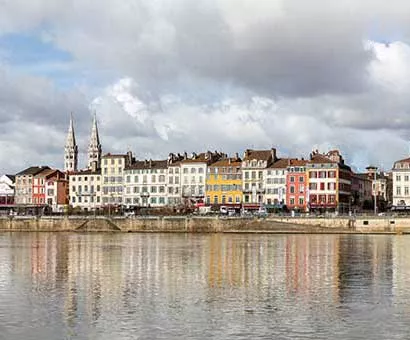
[0,174,15,206]
[265,158,290,209]
[123,159,168,208]
[306,150,352,213]
[205,155,242,207]
[392,157,410,209]
[15,166,50,205]
[167,153,184,206]
[44,171,69,212]
[285,159,308,211]
[351,173,373,211]
[64,113,78,173]
[69,163,102,211]
[87,113,102,169]
[180,151,224,206]
[101,152,133,207]
[242,148,276,209]
[33,169,68,211]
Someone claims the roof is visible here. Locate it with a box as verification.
[209,158,242,167]
[394,157,410,164]
[309,154,336,164]
[270,158,293,169]
[70,169,101,176]
[102,153,128,158]
[125,160,168,170]
[288,159,308,167]
[16,166,50,176]
[243,149,274,162]
[5,174,15,182]
[34,168,57,178]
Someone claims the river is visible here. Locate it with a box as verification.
[0,233,409,339]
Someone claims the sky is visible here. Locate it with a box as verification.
[1,0,410,173]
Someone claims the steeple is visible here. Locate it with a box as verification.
[88,111,102,169]
[64,112,78,172]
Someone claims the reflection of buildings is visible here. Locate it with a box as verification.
[337,235,393,304]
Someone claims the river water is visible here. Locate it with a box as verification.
[0,233,409,339]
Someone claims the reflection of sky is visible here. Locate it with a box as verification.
[0,233,406,340]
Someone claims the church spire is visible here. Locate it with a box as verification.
[64,112,78,172]
[88,111,102,169]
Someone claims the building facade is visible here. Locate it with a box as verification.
[286,159,308,211]
[392,158,410,208]
[180,152,223,206]
[69,167,102,211]
[167,153,183,206]
[123,159,168,208]
[101,153,132,206]
[0,175,15,206]
[307,150,352,213]
[15,166,50,205]
[265,158,289,209]
[205,156,242,207]
[242,149,276,209]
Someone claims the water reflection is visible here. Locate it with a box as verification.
[0,233,409,339]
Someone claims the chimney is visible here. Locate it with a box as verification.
[271,148,276,161]
[183,152,187,160]
[149,159,152,168]
[235,152,239,160]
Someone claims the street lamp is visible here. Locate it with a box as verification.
[366,165,378,215]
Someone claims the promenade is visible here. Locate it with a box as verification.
[0,215,409,233]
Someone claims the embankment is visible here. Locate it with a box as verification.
[1,215,410,233]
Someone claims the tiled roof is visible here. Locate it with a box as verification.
[209,158,242,167]
[16,166,50,176]
[309,154,336,164]
[270,158,292,169]
[243,149,274,162]
[126,160,168,170]
[288,159,308,167]
[395,157,410,164]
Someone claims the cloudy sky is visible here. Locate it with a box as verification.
[1,0,410,173]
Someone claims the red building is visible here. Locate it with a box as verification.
[33,169,68,211]
[286,159,308,211]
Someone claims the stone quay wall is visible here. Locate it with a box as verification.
[1,215,410,233]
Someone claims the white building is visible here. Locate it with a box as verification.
[0,174,15,206]
[180,151,223,205]
[392,157,410,208]
[101,153,133,207]
[123,159,168,207]
[242,149,276,209]
[264,159,289,207]
[167,153,184,206]
[69,167,102,211]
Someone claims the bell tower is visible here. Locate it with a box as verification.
[88,112,102,169]
[64,112,78,172]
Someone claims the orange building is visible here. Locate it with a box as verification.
[286,159,308,211]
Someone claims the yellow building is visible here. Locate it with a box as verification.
[205,157,242,207]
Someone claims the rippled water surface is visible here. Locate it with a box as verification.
[0,233,410,339]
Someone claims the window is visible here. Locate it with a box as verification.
[299,176,304,183]
[299,197,304,205]
[405,187,409,196]
[396,186,401,195]
[397,175,401,182]
[290,198,295,205]
[290,176,295,183]
[213,196,218,204]
[309,171,317,178]
[320,183,325,191]
[245,172,249,180]
[290,186,295,194]
[299,184,304,194]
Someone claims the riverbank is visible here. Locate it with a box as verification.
[1,215,410,233]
